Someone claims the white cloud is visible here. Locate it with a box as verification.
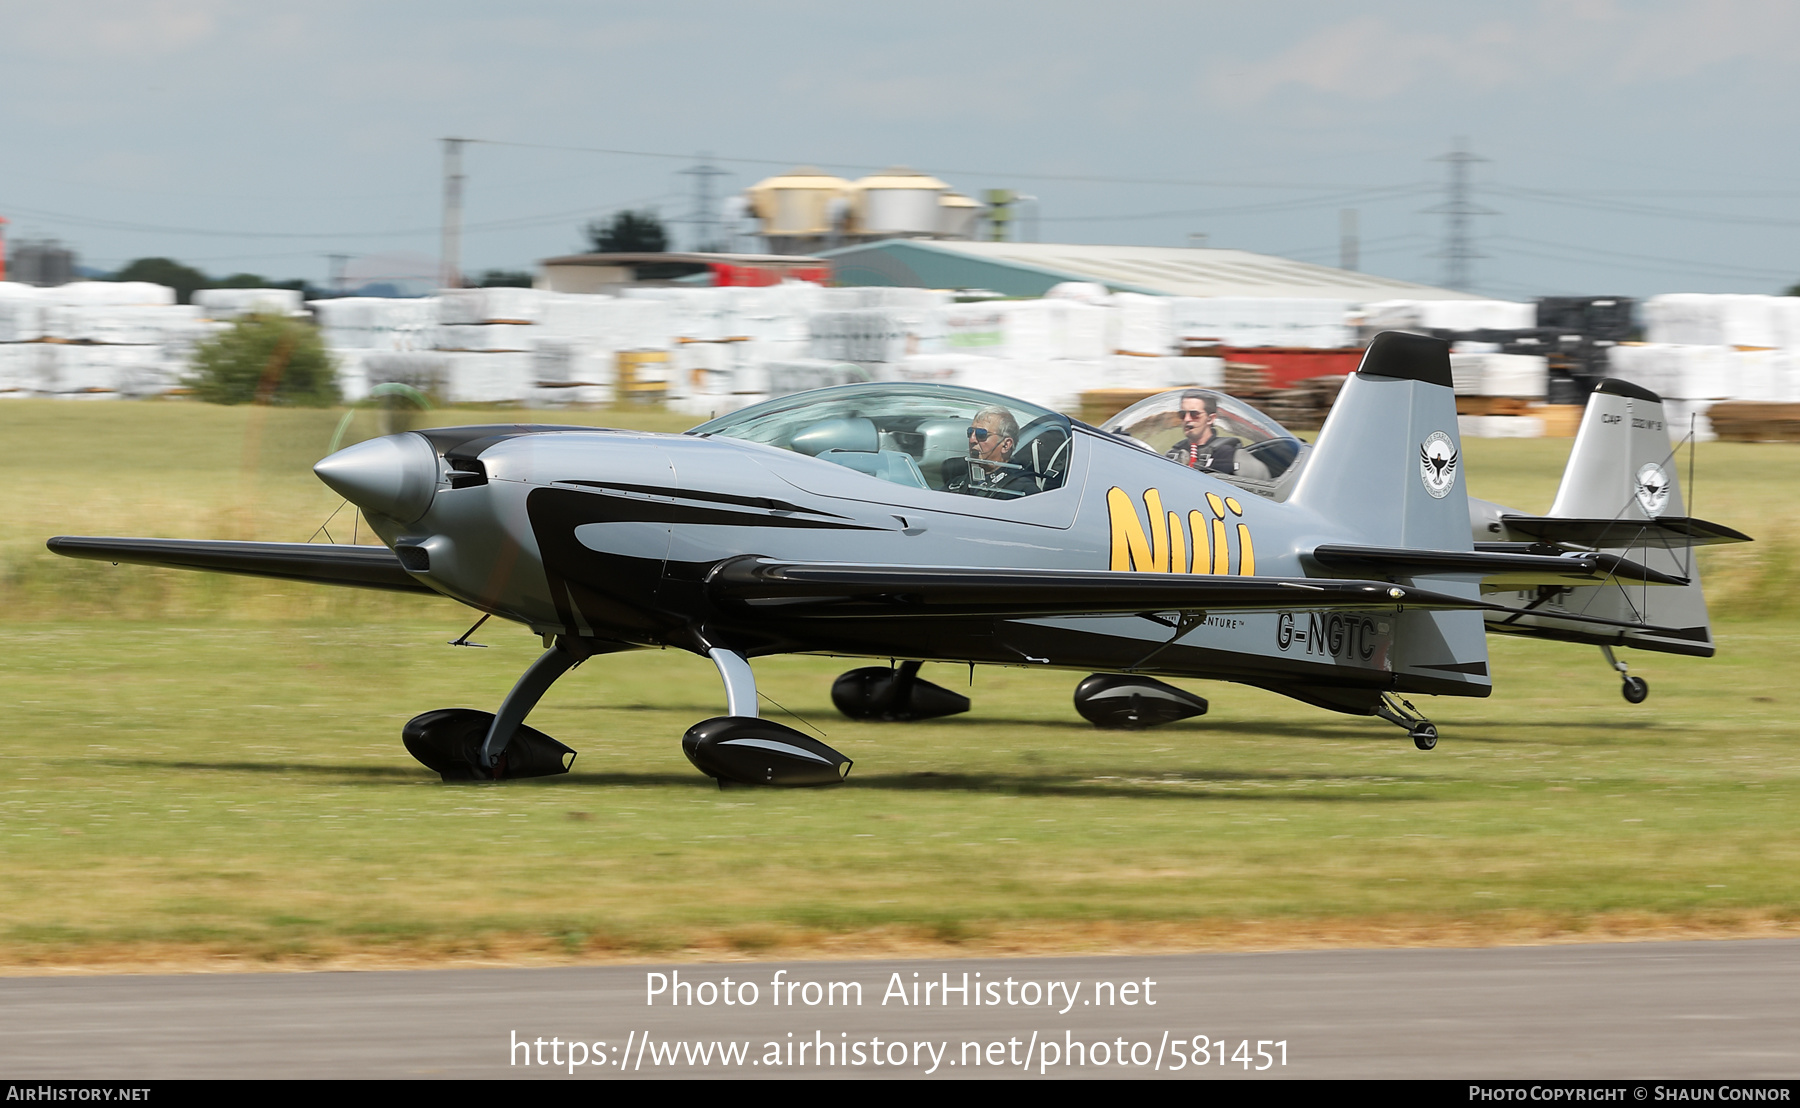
[12,0,234,58]
[1205,1,1800,105]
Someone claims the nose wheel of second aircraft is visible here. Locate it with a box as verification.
[1602,647,1650,704]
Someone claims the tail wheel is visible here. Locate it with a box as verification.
[1621,676,1649,704]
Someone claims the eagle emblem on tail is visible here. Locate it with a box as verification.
[1419,431,1458,499]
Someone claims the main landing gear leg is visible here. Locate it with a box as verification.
[708,647,759,718]
[683,647,853,787]
[1602,645,1648,704]
[403,636,587,782]
[1376,693,1438,751]
[474,643,584,774]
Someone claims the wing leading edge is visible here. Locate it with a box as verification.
[706,555,1483,619]
[47,536,436,595]
[1498,515,1751,548]
[705,556,1706,641]
[1308,543,1691,588]
[49,540,1702,640]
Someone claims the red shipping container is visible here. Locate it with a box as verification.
[1218,346,1365,389]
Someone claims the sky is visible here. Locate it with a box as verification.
[2,0,1797,300]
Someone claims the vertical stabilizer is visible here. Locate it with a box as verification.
[1292,331,1489,695]
[1549,379,1687,519]
[1503,379,1714,655]
[1293,331,1472,553]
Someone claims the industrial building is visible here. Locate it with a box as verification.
[819,239,1472,302]
[745,166,982,256]
[536,252,829,295]
[726,162,1470,303]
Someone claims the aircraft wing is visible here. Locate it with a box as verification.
[1308,543,1690,588]
[705,555,1489,619]
[707,556,1707,641]
[47,536,437,595]
[1497,515,1751,548]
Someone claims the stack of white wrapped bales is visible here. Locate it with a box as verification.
[1609,294,1800,441]
[639,284,817,414]
[192,288,305,321]
[1171,296,1356,349]
[0,281,218,398]
[416,287,546,404]
[1451,349,1552,438]
[1361,299,1537,335]
[309,297,438,401]
[914,288,1224,411]
[800,286,941,399]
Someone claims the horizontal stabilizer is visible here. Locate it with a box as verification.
[706,555,1491,620]
[1311,543,1689,588]
[1499,514,1751,549]
[1479,602,1705,641]
[47,536,437,595]
[1481,379,1743,656]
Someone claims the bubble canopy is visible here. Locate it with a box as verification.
[688,383,1073,499]
[1102,388,1303,482]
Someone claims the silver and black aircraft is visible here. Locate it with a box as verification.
[1096,375,1750,707]
[49,333,1748,786]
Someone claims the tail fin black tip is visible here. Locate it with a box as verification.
[1592,378,1662,403]
[1358,331,1453,388]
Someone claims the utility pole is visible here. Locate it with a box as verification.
[1426,138,1492,291]
[325,253,352,293]
[1339,209,1359,271]
[1015,194,1039,243]
[680,153,730,253]
[441,137,467,289]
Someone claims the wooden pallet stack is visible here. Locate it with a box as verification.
[1250,374,1348,431]
[1706,401,1800,442]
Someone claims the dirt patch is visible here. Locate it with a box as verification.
[5,911,1798,976]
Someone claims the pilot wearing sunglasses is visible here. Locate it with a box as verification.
[1165,390,1240,475]
[958,405,1036,497]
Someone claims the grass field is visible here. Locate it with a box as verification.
[3,398,1799,970]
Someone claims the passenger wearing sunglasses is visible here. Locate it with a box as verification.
[1164,390,1240,475]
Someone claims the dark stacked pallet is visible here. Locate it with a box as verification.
[1416,297,1637,407]
[1244,373,1348,432]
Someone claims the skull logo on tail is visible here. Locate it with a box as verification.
[1635,463,1670,515]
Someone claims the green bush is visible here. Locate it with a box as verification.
[186,314,339,406]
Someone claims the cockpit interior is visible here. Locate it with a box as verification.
[1100,388,1308,497]
[688,383,1073,500]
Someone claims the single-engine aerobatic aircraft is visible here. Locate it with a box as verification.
[1094,375,1750,707]
[49,332,1750,786]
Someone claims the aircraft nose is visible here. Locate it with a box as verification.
[313,433,438,523]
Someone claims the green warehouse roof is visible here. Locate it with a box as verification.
[821,239,1473,300]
